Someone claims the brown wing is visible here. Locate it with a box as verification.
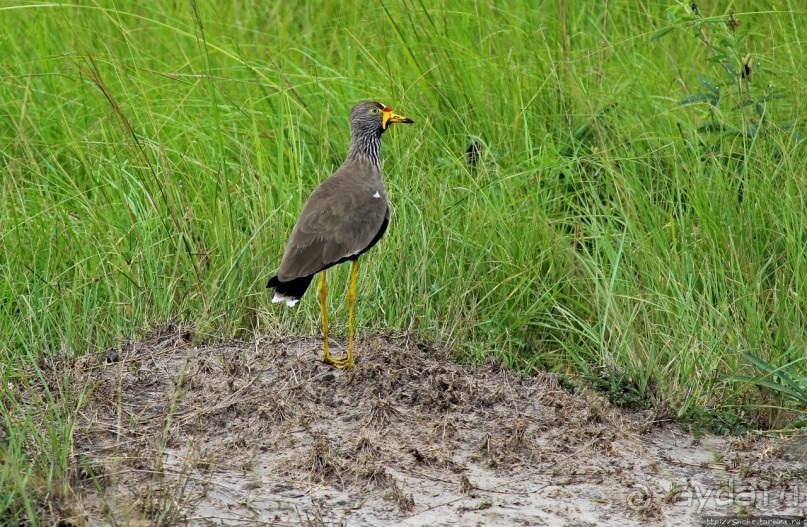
[276,173,388,281]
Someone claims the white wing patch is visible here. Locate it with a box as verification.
[372,191,381,198]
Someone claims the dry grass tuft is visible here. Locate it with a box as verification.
[300,437,348,487]
[365,397,399,429]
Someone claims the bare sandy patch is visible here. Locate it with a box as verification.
[52,325,806,525]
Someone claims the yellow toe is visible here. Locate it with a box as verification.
[323,353,354,369]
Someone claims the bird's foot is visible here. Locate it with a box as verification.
[323,353,354,369]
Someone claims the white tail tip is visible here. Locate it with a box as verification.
[272,292,299,307]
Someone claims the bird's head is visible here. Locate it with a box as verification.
[349,101,413,137]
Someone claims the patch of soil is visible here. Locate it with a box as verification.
[64,328,806,526]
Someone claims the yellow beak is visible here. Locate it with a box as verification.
[382,109,414,130]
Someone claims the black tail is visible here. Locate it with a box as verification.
[267,274,315,302]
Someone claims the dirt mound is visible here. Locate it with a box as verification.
[61,327,805,525]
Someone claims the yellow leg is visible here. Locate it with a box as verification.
[323,260,359,369]
[318,270,332,363]
[346,259,360,368]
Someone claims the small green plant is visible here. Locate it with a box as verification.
[590,367,654,411]
[652,2,793,141]
[725,352,807,432]
[679,406,750,438]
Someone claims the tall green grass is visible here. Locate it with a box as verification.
[1,0,805,521]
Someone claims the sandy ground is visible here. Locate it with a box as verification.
[53,325,806,526]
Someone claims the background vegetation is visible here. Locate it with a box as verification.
[1,0,805,521]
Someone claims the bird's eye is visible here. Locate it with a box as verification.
[369,108,380,114]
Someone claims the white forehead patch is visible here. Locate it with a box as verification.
[372,191,381,198]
